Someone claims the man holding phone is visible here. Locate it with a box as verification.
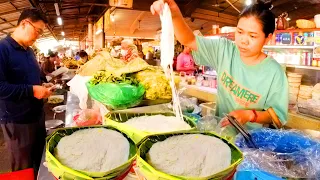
[0,8,53,173]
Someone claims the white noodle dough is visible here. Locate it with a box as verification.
[160,3,183,121]
[55,128,130,172]
[148,134,231,177]
[124,115,191,132]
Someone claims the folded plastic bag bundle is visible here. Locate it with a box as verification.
[235,128,320,179]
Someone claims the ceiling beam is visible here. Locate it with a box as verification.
[48,14,100,18]
[82,3,108,7]
[0,29,7,34]
[0,17,16,27]
[37,0,97,3]
[0,19,17,25]
[223,0,241,14]
[9,1,17,10]
[129,12,145,34]
[45,5,90,13]
[0,0,25,4]
[86,4,94,16]
[191,12,237,26]
[0,8,27,16]
[28,0,59,40]
[272,0,294,7]
[182,0,201,17]
[194,8,238,21]
[53,25,88,30]
[0,26,15,31]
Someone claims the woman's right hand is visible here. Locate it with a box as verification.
[150,0,177,16]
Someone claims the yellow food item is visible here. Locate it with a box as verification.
[77,51,126,76]
[296,19,316,29]
[48,98,64,104]
[135,68,172,100]
[62,57,79,69]
[113,57,150,77]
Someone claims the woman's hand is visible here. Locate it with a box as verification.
[150,0,178,16]
[221,110,255,127]
[150,0,197,50]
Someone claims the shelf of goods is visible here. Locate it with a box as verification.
[183,85,320,131]
[285,64,320,71]
[263,45,314,49]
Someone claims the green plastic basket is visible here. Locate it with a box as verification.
[136,131,243,180]
[104,112,197,144]
[46,126,137,180]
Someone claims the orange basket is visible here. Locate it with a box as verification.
[0,168,34,180]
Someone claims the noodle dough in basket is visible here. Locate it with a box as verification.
[55,128,130,172]
[147,134,231,177]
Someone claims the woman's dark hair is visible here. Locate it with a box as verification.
[18,8,48,25]
[239,0,275,37]
[79,50,88,58]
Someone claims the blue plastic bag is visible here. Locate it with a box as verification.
[235,128,320,179]
[235,170,284,180]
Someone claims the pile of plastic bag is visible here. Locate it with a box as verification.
[234,128,320,179]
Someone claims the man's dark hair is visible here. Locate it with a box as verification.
[79,50,88,58]
[49,51,57,58]
[18,8,48,25]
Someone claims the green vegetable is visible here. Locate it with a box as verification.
[90,71,139,86]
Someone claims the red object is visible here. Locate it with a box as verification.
[0,168,34,180]
[250,110,258,123]
[73,109,102,126]
[225,168,237,180]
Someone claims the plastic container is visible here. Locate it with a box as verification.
[200,102,216,116]
[197,115,218,132]
[315,14,320,28]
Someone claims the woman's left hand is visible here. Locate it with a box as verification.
[221,110,255,127]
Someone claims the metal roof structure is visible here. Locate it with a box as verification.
[0,0,319,40]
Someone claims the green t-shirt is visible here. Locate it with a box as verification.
[192,36,289,129]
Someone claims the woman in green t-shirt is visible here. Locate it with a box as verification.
[151,0,288,129]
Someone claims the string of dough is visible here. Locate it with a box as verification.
[160,3,183,121]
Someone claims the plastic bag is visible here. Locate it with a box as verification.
[86,82,145,110]
[235,128,320,179]
[73,109,102,126]
[214,116,238,143]
[197,115,217,132]
[67,75,92,109]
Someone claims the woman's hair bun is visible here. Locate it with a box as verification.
[240,0,275,37]
[256,0,273,10]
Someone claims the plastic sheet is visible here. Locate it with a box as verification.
[235,128,320,179]
[73,109,102,126]
[67,75,92,109]
[86,82,145,110]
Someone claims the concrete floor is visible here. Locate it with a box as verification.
[0,103,65,173]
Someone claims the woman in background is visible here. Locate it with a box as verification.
[120,39,139,62]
